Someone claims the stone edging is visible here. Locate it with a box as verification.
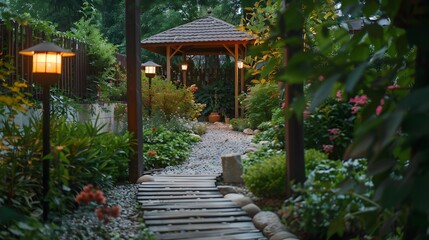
[218,186,300,240]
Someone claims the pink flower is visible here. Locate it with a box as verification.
[328,128,341,135]
[351,106,359,114]
[376,98,385,116]
[303,110,310,120]
[335,90,343,102]
[376,105,383,116]
[349,95,368,105]
[387,84,400,90]
[322,144,334,154]
[318,75,324,81]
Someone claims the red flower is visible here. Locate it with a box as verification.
[147,150,157,156]
[83,184,93,193]
[110,205,121,218]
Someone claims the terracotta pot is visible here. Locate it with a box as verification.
[208,112,221,123]
[224,117,230,124]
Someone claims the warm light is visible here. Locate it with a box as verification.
[237,60,244,69]
[181,62,188,71]
[33,52,62,74]
[141,61,161,78]
[145,66,156,75]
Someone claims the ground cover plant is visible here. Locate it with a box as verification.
[143,125,201,170]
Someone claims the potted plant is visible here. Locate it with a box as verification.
[208,92,221,123]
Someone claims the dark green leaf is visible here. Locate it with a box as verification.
[309,74,341,111]
[363,0,379,17]
[350,44,370,62]
[345,62,368,92]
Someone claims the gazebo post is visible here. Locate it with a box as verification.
[234,44,239,118]
[167,46,171,81]
[182,54,187,86]
[240,47,245,116]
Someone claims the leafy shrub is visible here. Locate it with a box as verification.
[143,111,204,134]
[142,76,204,120]
[68,2,119,102]
[242,148,328,198]
[229,118,251,132]
[304,97,355,160]
[0,214,58,240]
[253,107,285,149]
[242,153,286,198]
[143,126,200,169]
[194,80,235,116]
[0,115,132,224]
[254,96,356,160]
[282,158,374,239]
[243,82,280,128]
[192,123,207,135]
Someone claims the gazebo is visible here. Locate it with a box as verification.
[141,12,254,118]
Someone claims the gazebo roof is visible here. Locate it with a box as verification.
[141,15,254,56]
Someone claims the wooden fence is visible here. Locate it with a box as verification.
[0,21,89,99]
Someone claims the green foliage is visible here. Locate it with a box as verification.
[194,80,235,116]
[143,126,200,170]
[238,0,283,83]
[283,158,376,239]
[242,153,286,198]
[0,215,58,240]
[243,82,281,128]
[229,118,251,132]
[0,114,132,222]
[192,123,208,135]
[49,88,83,122]
[261,0,427,238]
[68,2,118,102]
[242,148,328,198]
[304,97,355,160]
[253,107,285,149]
[142,76,204,120]
[0,56,33,121]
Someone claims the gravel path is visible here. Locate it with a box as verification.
[59,123,253,239]
[155,123,253,175]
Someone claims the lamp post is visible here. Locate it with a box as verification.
[181,61,188,87]
[237,59,244,70]
[237,59,244,116]
[19,42,75,222]
[141,61,160,117]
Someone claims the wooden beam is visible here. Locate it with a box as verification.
[234,44,239,118]
[223,44,235,56]
[125,0,143,183]
[240,47,245,117]
[170,45,183,59]
[283,0,305,197]
[182,54,187,87]
[167,46,171,81]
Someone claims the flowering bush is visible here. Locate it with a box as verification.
[75,184,121,224]
[142,76,204,120]
[304,96,357,160]
[282,158,374,239]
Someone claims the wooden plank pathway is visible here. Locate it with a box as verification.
[138,175,267,240]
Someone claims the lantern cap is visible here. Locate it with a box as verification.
[19,41,75,57]
[141,61,161,67]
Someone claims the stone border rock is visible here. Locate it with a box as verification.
[219,186,299,240]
